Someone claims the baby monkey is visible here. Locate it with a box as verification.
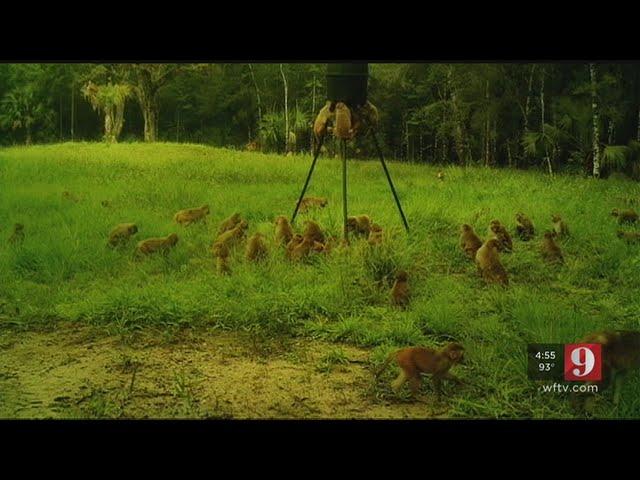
[245,233,269,262]
[611,208,639,225]
[376,343,466,399]
[459,224,482,260]
[174,204,210,226]
[298,196,328,214]
[475,238,509,286]
[346,215,372,237]
[617,230,640,243]
[218,213,242,235]
[541,231,564,264]
[390,270,410,308]
[551,214,569,238]
[488,219,513,252]
[515,213,535,241]
[108,223,138,248]
[368,224,384,246]
[274,215,294,245]
[8,223,24,245]
[136,233,179,256]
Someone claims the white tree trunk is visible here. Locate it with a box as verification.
[280,64,289,153]
[590,63,601,178]
[71,79,75,142]
[541,68,552,175]
[248,64,262,128]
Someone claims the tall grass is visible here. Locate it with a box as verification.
[1,142,640,417]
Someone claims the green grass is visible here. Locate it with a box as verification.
[1,142,640,418]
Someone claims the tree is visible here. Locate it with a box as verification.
[0,85,52,145]
[81,81,132,143]
[590,64,601,178]
[127,64,182,142]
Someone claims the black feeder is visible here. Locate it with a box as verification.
[326,63,369,107]
[291,63,409,240]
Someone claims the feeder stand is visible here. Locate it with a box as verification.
[291,63,409,240]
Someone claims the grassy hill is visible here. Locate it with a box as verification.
[1,142,639,418]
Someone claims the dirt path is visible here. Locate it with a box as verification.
[0,324,449,419]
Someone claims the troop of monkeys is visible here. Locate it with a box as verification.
[6,190,640,409]
[460,213,568,287]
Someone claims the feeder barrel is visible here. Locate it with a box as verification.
[326,63,369,107]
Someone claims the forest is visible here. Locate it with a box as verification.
[1,63,640,178]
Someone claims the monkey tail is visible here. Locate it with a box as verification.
[374,351,396,378]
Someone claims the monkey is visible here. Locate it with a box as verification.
[551,214,569,238]
[375,343,465,399]
[368,223,384,246]
[101,200,111,208]
[359,100,379,130]
[274,215,294,245]
[285,234,304,259]
[390,270,410,308]
[107,222,138,248]
[611,208,639,225]
[213,220,248,251]
[62,191,79,202]
[213,242,231,275]
[174,204,210,226]
[313,101,335,141]
[217,213,242,235]
[346,215,372,237]
[245,233,269,262]
[245,141,260,152]
[617,230,640,243]
[574,330,640,406]
[437,171,445,181]
[334,102,353,140]
[302,220,325,244]
[289,235,315,262]
[298,196,328,213]
[541,231,564,264]
[459,224,483,260]
[515,213,535,241]
[488,219,513,252]
[475,238,509,286]
[136,233,178,256]
[8,223,24,245]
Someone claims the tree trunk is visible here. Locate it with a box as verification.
[524,64,536,133]
[71,79,75,142]
[311,73,316,153]
[541,68,553,175]
[637,105,640,142]
[141,101,158,142]
[607,120,615,145]
[447,66,469,165]
[507,140,513,167]
[59,95,63,141]
[248,64,262,129]
[484,80,490,166]
[590,63,601,178]
[25,125,32,145]
[280,64,289,153]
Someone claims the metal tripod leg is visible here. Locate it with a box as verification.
[291,133,325,225]
[371,130,410,232]
[341,139,348,241]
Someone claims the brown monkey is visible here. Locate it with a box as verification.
[368,224,384,246]
[459,224,483,260]
[437,171,445,181]
[541,231,564,264]
[617,230,640,243]
[101,200,111,208]
[576,330,640,406]
[213,220,248,251]
[346,215,372,237]
[62,191,79,202]
[551,214,569,238]
[334,102,353,140]
[289,236,315,262]
[8,223,24,245]
[217,213,242,235]
[488,219,513,252]
[245,233,269,262]
[515,213,535,241]
[298,196,328,213]
[213,242,231,275]
[390,270,410,308]
[136,233,179,255]
[174,204,210,226]
[245,141,260,152]
[375,343,465,398]
[285,234,303,259]
[611,208,639,224]
[302,220,325,244]
[274,215,294,245]
[313,101,335,140]
[475,239,509,286]
[108,223,138,248]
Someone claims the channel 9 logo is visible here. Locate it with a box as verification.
[527,343,602,381]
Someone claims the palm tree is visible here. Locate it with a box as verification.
[0,86,50,145]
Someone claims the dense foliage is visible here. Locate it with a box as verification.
[1,63,639,177]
